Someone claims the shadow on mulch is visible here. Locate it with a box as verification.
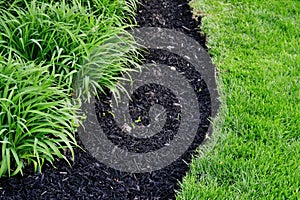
[0,0,209,199]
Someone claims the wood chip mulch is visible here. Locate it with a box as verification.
[0,0,210,199]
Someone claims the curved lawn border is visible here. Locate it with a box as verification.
[177,0,300,199]
[0,0,220,199]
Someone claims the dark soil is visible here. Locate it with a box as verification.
[0,0,209,199]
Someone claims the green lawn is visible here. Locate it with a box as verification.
[177,0,300,199]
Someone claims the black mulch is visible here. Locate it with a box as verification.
[0,0,209,199]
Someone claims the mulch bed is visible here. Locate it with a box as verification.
[0,0,209,199]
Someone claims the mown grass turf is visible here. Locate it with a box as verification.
[177,0,300,199]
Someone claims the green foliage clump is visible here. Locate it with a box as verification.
[0,0,140,177]
[0,57,79,176]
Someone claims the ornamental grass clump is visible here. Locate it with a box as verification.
[0,0,141,177]
[0,0,140,98]
[0,57,80,177]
